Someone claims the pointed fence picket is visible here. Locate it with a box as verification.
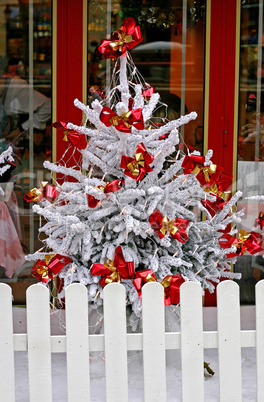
[0,279,263,401]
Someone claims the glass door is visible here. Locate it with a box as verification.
[236,0,264,303]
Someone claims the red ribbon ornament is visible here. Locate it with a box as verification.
[121,142,154,181]
[182,155,223,188]
[51,121,87,150]
[91,246,134,287]
[97,17,143,59]
[142,86,155,98]
[255,212,264,230]
[149,209,189,243]
[202,196,228,217]
[24,181,58,203]
[32,254,71,283]
[133,271,185,305]
[86,179,124,208]
[133,269,157,299]
[100,107,144,133]
[219,230,263,257]
[161,274,185,305]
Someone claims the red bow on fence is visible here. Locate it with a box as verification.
[100,107,144,133]
[161,274,185,305]
[149,209,189,243]
[91,246,134,287]
[133,270,157,299]
[133,270,185,305]
[97,17,143,59]
[121,142,154,181]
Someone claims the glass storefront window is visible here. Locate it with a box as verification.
[0,0,52,301]
[87,0,206,154]
[236,0,264,303]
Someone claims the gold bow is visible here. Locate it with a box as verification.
[63,130,70,142]
[27,181,49,202]
[103,259,121,284]
[44,254,55,265]
[161,276,172,288]
[191,164,217,182]
[127,152,145,176]
[160,216,178,236]
[109,30,133,52]
[110,111,132,129]
[204,183,231,201]
[236,230,251,247]
[36,265,49,279]
[145,272,156,282]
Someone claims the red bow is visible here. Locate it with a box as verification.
[91,246,134,287]
[133,269,157,299]
[24,181,58,203]
[182,155,223,188]
[121,142,154,181]
[142,86,155,98]
[32,254,71,283]
[97,17,143,59]
[255,212,264,230]
[51,121,87,150]
[87,179,124,208]
[202,196,229,217]
[100,107,144,133]
[161,275,185,305]
[219,230,263,257]
[133,271,185,305]
[149,209,189,243]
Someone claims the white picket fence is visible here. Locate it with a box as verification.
[0,279,263,402]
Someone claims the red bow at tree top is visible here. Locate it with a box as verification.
[32,254,71,283]
[255,212,264,230]
[91,246,134,287]
[121,142,154,181]
[100,107,144,133]
[182,154,223,189]
[87,179,124,208]
[24,181,58,203]
[219,229,263,257]
[133,270,185,305]
[97,17,143,59]
[149,209,189,243]
[51,121,87,150]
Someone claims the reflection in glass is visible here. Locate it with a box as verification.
[236,0,264,303]
[87,0,205,153]
[0,1,52,292]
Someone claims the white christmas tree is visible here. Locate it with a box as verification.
[25,18,262,327]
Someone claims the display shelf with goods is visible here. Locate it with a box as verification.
[22,17,264,330]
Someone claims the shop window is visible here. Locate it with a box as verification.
[87,0,206,153]
[0,1,52,300]
[236,0,264,303]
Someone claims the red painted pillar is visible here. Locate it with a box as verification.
[207,0,238,176]
[54,0,84,163]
